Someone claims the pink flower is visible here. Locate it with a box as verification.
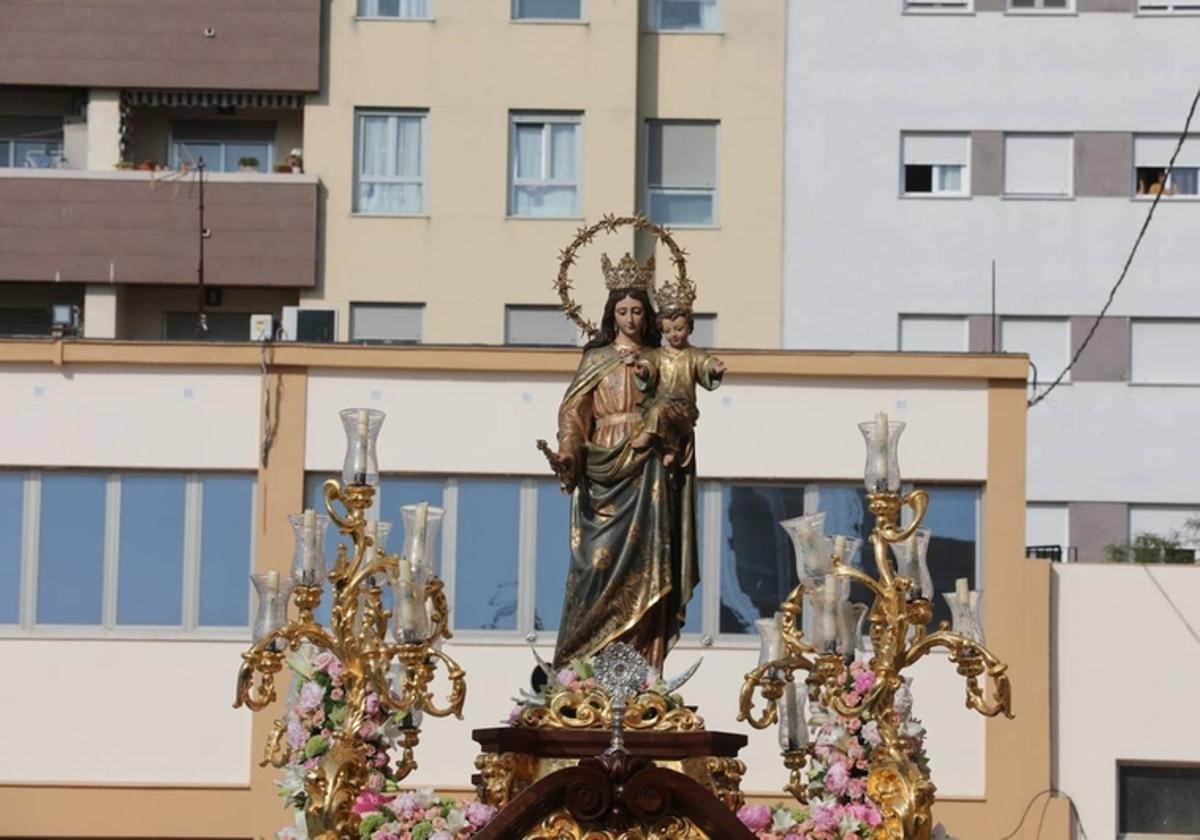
[330,688,344,701]
[861,720,882,747]
[286,719,305,749]
[852,669,876,694]
[736,805,772,832]
[465,801,497,828]
[367,771,385,791]
[298,681,324,712]
[430,832,454,840]
[824,761,850,795]
[848,801,882,828]
[352,790,391,815]
[371,832,400,840]
[365,692,381,716]
[507,705,523,725]
[846,777,866,799]
[556,668,579,688]
[810,801,840,832]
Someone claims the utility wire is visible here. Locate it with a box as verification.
[1028,83,1200,408]
[998,787,1089,840]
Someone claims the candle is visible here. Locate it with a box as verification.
[364,520,378,564]
[266,569,279,592]
[821,575,838,651]
[833,535,847,564]
[769,612,785,662]
[395,584,417,634]
[956,577,970,606]
[872,411,889,490]
[353,409,370,483]
[398,557,412,583]
[783,680,802,748]
[410,501,429,569]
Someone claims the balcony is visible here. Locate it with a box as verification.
[0,169,317,289]
[0,1,320,92]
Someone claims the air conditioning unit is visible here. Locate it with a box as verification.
[249,314,274,342]
[281,306,337,343]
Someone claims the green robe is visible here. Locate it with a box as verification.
[552,344,700,669]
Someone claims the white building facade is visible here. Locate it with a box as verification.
[783,2,1200,836]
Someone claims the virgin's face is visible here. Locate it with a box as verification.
[613,295,646,343]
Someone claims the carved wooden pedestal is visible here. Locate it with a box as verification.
[471,728,754,840]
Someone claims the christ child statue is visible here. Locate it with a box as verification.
[630,298,726,468]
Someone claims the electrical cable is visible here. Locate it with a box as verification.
[1028,83,1200,408]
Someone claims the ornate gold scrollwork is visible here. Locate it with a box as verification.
[475,751,539,808]
[515,688,705,732]
[524,809,709,840]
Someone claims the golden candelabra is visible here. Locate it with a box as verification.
[234,409,466,840]
[738,415,1014,840]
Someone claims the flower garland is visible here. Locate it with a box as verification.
[736,659,930,840]
[352,789,497,840]
[506,656,695,725]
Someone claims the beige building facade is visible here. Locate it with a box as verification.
[0,0,785,348]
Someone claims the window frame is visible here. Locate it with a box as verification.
[0,470,256,640]
[1006,0,1073,11]
[645,119,720,228]
[900,132,971,198]
[507,112,583,219]
[167,126,274,174]
[353,108,430,217]
[1118,762,1200,837]
[511,0,585,22]
[1133,135,1200,200]
[903,0,974,14]
[1129,318,1200,385]
[1136,0,1200,13]
[356,0,434,19]
[647,0,723,32]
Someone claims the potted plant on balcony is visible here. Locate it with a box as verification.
[238,156,261,173]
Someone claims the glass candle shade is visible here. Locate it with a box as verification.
[754,614,785,670]
[839,601,869,656]
[809,574,849,654]
[399,502,445,571]
[339,407,385,487]
[826,534,862,569]
[362,520,394,569]
[288,510,331,587]
[390,562,430,643]
[780,512,829,584]
[944,583,984,644]
[891,527,933,601]
[778,678,808,752]
[858,413,906,493]
[251,571,293,642]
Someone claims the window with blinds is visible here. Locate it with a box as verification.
[646,120,718,225]
[1003,134,1074,197]
[1135,135,1200,197]
[901,133,970,196]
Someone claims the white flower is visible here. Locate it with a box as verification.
[415,787,436,807]
[446,808,468,832]
[772,808,797,831]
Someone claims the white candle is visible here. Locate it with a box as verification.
[872,411,889,489]
[410,501,429,569]
[396,584,417,634]
[398,557,412,583]
[956,577,970,606]
[833,535,847,563]
[821,575,838,651]
[769,612,785,662]
[266,569,279,592]
[902,533,916,579]
[783,681,802,748]
[353,409,370,481]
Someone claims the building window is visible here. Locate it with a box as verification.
[1135,136,1200,197]
[898,316,969,352]
[1001,318,1070,385]
[901,133,969,196]
[355,110,428,215]
[358,0,431,17]
[649,0,720,31]
[1129,506,1200,556]
[646,120,718,226]
[350,303,424,344]
[513,0,582,20]
[1009,0,1070,9]
[1026,503,1069,562]
[1130,320,1200,384]
[1003,134,1073,197]
[904,0,971,11]
[0,117,63,168]
[1137,0,1200,12]
[505,305,580,346]
[169,120,275,173]
[1119,764,1200,835]
[509,113,581,218]
[2,471,254,631]
[691,313,717,348]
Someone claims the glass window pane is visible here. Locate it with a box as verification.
[357,182,423,215]
[226,142,270,172]
[658,0,718,30]
[719,484,807,634]
[920,486,979,627]
[648,190,714,226]
[1120,764,1200,833]
[809,485,873,612]
[360,116,394,176]
[549,123,576,180]
[936,165,962,193]
[0,140,12,167]
[117,475,186,625]
[395,117,423,178]
[0,473,22,623]
[199,475,255,626]
[681,489,705,635]
[517,0,582,18]
[513,185,577,217]
[535,480,570,632]
[514,124,544,179]
[454,480,520,631]
[38,474,107,625]
[172,140,222,170]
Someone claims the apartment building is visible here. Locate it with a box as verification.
[782,2,1200,836]
[0,0,785,348]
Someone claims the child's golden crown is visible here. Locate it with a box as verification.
[655,275,696,316]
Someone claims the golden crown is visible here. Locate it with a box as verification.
[601,252,655,293]
[655,274,697,316]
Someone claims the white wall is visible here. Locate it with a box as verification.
[306,371,989,481]
[0,366,261,470]
[0,639,251,784]
[1053,563,1200,838]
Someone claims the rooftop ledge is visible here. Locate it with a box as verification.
[0,169,319,186]
[0,339,1031,382]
